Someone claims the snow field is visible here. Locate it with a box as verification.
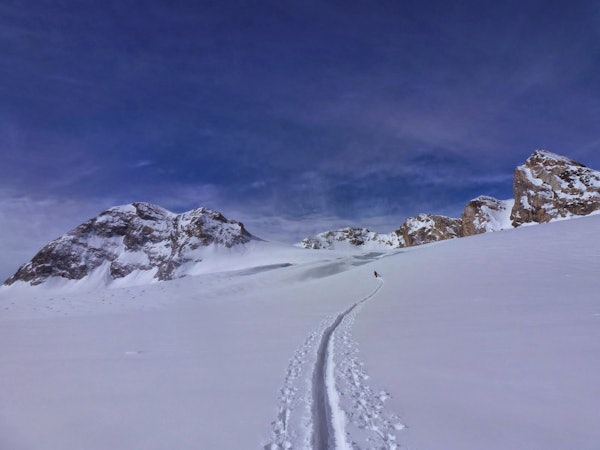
[1,214,599,449]
[353,214,600,449]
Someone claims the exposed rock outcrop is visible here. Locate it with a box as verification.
[5,202,255,286]
[299,227,404,250]
[511,150,600,226]
[298,149,600,252]
[10,150,600,287]
[462,196,514,236]
[394,214,463,247]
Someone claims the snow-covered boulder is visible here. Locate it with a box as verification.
[394,213,462,247]
[510,150,600,226]
[461,196,514,236]
[298,227,404,250]
[4,202,255,286]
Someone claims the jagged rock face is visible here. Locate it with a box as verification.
[394,214,463,247]
[5,202,254,286]
[462,196,514,236]
[299,227,404,249]
[510,150,600,226]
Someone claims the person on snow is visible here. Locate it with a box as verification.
[374,271,379,278]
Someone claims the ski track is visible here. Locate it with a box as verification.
[266,278,405,449]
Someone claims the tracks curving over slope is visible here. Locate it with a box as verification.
[265,278,405,449]
[311,280,383,449]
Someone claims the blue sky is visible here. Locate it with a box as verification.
[1,0,600,278]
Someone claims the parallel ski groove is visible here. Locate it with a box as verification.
[311,280,384,449]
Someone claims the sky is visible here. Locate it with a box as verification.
[1,0,600,279]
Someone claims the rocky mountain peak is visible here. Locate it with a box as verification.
[299,227,404,250]
[461,196,513,236]
[394,214,463,247]
[510,149,600,226]
[5,202,255,286]
[297,149,600,253]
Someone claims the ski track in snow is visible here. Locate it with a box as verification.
[266,318,329,449]
[337,293,406,450]
[266,278,405,449]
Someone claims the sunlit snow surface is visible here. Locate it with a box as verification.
[1,215,599,449]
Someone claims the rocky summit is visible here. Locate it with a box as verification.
[5,202,255,286]
[394,214,463,247]
[7,150,600,286]
[510,150,600,226]
[299,149,600,250]
[299,227,404,250]
[461,196,514,236]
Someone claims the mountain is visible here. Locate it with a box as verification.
[298,214,463,250]
[300,149,600,249]
[461,196,514,236]
[298,227,403,250]
[510,149,600,226]
[394,213,463,247]
[2,211,599,450]
[4,202,256,286]
[7,150,600,286]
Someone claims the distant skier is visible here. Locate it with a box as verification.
[374,271,379,278]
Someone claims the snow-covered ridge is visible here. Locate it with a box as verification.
[6,150,600,287]
[299,149,600,250]
[4,202,258,287]
[298,227,404,251]
[462,196,514,235]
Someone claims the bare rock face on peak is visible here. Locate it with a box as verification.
[4,202,255,286]
[510,150,600,226]
[394,214,463,247]
[298,150,600,253]
[299,227,404,250]
[462,196,514,236]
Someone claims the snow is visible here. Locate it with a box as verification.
[326,321,351,450]
[521,166,545,186]
[472,198,514,232]
[531,149,577,164]
[404,214,435,233]
[298,227,404,251]
[1,215,600,449]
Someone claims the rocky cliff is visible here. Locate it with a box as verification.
[5,202,255,286]
[394,214,463,247]
[298,227,404,250]
[299,150,600,250]
[9,151,600,286]
[461,196,514,236]
[510,150,600,226]
[299,215,464,250]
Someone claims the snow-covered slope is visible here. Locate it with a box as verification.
[355,214,600,449]
[1,215,599,449]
